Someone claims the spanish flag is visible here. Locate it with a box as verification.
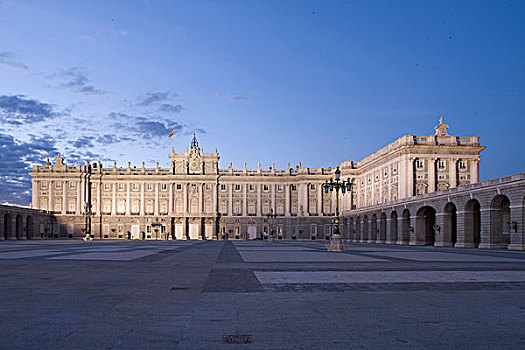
[168,128,174,137]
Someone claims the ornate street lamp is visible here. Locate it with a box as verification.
[324,166,352,251]
[266,208,276,242]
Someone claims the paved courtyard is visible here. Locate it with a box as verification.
[1,240,525,349]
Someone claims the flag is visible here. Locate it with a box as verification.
[168,128,174,137]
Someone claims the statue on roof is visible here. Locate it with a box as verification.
[434,116,449,136]
[191,133,199,148]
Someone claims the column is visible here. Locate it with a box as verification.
[32,180,39,209]
[478,208,496,249]
[271,183,276,213]
[508,201,525,250]
[428,158,436,193]
[154,183,159,216]
[406,157,414,198]
[183,184,188,213]
[317,183,323,215]
[213,184,217,213]
[242,184,247,216]
[228,184,233,216]
[97,181,102,215]
[257,184,261,216]
[49,180,54,212]
[62,181,67,214]
[470,159,479,184]
[198,183,203,213]
[111,183,116,214]
[126,182,131,215]
[433,213,449,247]
[449,158,458,188]
[140,182,145,215]
[168,183,173,214]
[77,181,81,213]
[285,184,290,216]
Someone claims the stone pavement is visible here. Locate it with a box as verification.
[1,240,525,349]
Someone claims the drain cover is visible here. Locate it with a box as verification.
[222,335,253,344]
[170,286,187,290]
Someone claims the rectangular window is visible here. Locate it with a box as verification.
[290,184,296,191]
[205,184,211,191]
[147,183,153,191]
[263,184,269,191]
[277,185,283,192]
[234,184,241,191]
[310,184,315,190]
[438,161,446,169]
[220,184,226,191]
[416,160,424,168]
[104,183,111,190]
[41,182,48,189]
[55,182,61,189]
[459,161,467,169]
[69,182,76,189]
[176,184,182,190]
[161,183,167,191]
[132,183,139,191]
[118,183,125,191]
[249,184,254,191]
[310,226,317,235]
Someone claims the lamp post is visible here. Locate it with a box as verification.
[266,208,276,242]
[324,166,352,251]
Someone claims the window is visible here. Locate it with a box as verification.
[263,184,269,192]
[459,161,467,169]
[69,182,76,189]
[205,184,211,191]
[132,183,139,191]
[310,184,315,190]
[277,185,283,192]
[234,184,241,191]
[438,161,446,169]
[41,182,48,189]
[417,175,424,179]
[220,184,226,191]
[68,200,76,212]
[220,202,227,214]
[310,226,317,235]
[248,202,256,214]
[147,183,153,191]
[277,204,284,215]
[118,183,125,191]
[160,202,167,214]
[438,175,446,180]
[233,202,241,214]
[176,184,182,190]
[118,200,125,213]
[54,199,61,212]
[325,225,332,236]
[104,201,111,213]
[55,182,61,189]
[393,166,397,174]
[146,201,154,214]
[249,184,255,191]
[104,183,111,190]
[205,200,212,213]
[161,183,167,191]
[290,184,296,191]
[131,201,139,214]
[384,169,388,177]
[416,160,424,168]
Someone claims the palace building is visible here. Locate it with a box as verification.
[29,118,484,240]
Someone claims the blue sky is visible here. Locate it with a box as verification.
[1,0,524,205]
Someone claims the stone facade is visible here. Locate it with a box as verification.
[26,118,486,241]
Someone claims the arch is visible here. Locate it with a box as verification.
[370,214,377,243]
[443,202,457,246]
[15,214,23,240]
[463,199,481,247]
[3,213,11,239]
[362,215,369,242]
[355,216,361,242]
[415,206,436,245]
[26,216,33,239]
[389,211,398,243]
[398,209,411,244]
[378,212,387,243]
[489,194,511,248]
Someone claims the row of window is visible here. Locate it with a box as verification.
[415,159,468,169]
[40,181,77,190]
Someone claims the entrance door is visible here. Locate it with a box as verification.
[189,223,200,240]
[247,226,257,240]
[131,225,140,239]
[175,224,184,240]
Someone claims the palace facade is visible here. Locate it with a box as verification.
[29,118,484,240]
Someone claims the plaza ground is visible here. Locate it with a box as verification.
[1,240,525,349]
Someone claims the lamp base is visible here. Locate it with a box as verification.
[326,234,348,252]
[82,234,93,242]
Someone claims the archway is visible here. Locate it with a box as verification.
[443,202,457,246]
[399,209,411,244]
[370,214,377,243]
[3,213,11,239]
[389,211,398,243]
[25,216,33,239]
[378,212,387,243]
[15,214,23,240]
[490,195,511,248]
[362,215,369,242]
[464,199,481,247]
[415,206,436,245]
[355,216,361,242]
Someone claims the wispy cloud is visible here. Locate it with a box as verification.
[51,67,105,95]
[215,92,249,102]
[0,51,28,70]
[0,95,61,124]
